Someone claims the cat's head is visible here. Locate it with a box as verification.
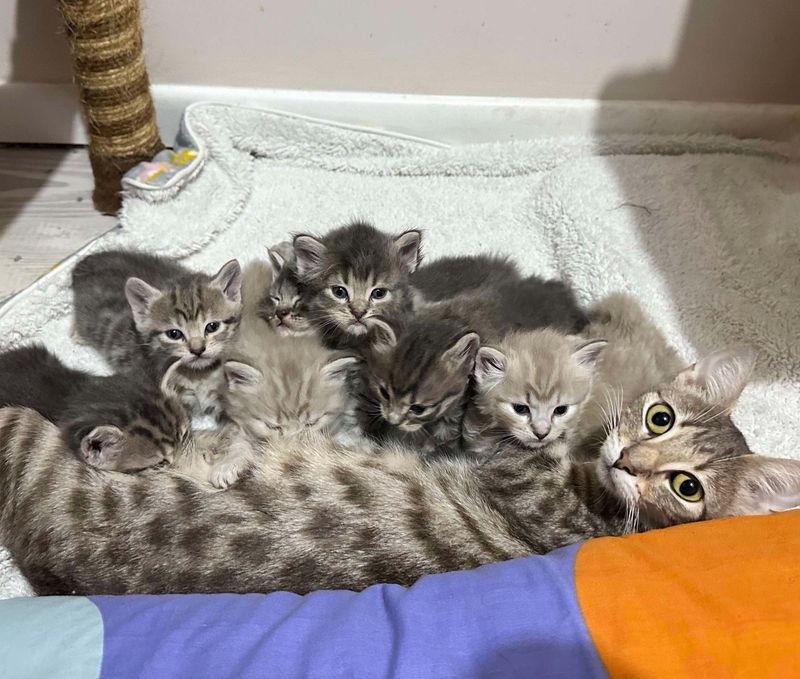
[222,337,359,439]
[71,364,190,472]
[125,260,242,369]
[473,330,606,447]
[293,221,421,340]
[599,347,800,527]
[259,243,312,336]
[363,318,479,433]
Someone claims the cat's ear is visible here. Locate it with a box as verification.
[80,425,126,468]
[224,360,263,392]
[125,277,163,326]
[442,332,480,372]
[267,241,294,276]
[675,346,756,409]
[727,455,800,516]
[210,259,242,305]
[367,318,397,353]
[293,235,328,279]
[571,338,607,368]
[393,230,422,275]
[321,355,360,383]
[474,347,507,387]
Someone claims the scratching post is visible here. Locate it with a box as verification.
[59,0,164,213]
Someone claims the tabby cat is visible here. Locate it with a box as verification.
[259,242,312,335]
[0,344,787,596]
[293,221,421,349]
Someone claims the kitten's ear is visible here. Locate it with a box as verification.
[572,338,607,368]
[267,241,294,276]
[393,230,422,275]
[224,360,263,392]
[210,259,242,304]
[442,332,480,372]
[125,277,163,326]
[80,425,126,469]
[675,346,756,409]
[474,347,507,387]
[728,455,800,516]
[293,235,328,279]
[367,318,397,353]
[321,355,360,383]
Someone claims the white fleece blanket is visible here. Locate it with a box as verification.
[1,104,798,598]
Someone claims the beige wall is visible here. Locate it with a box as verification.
[2,0,800,103]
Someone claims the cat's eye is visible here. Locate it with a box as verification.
[553,405,569,416]
[512,403,530,415]
[669,471,704,503]
[165,329,184,341]
[408,404,426,415]
[270,295,281,304]
[205,322,220,334]
[645,403,675,435]
[371,288,388,300]
[378,386,390,399]
[331,286,349,300]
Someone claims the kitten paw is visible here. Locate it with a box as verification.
[209,458,245,489]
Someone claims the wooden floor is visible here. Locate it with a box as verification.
[0,146,116,302]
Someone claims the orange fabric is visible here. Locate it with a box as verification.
[575,511,800,679]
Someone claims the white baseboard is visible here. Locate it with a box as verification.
[2,82,799,147]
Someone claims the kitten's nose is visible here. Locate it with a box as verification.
[276,308,291,319]
[532,421,551,440]
[350,305,367,320]
[613,448,636,476]
[189,339,206,356]
[386,411,403,426]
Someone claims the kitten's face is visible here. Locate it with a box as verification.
[223,351,357,439]
[596,347,799,528]
[365,328,479,433]
[473,333,605,448]
[293,222,420,340]
[125,260,242,369]
[260,245,313,336]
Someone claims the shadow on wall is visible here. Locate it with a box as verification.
[591,0,800,383]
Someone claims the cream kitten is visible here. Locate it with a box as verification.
[463,329,606,458]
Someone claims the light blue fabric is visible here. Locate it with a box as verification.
[0,596,103,679]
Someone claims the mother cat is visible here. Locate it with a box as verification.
[0,343,796,596]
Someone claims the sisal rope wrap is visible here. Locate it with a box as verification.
[59,0,164,213]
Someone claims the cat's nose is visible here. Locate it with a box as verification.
[276,308,291,319]
[386,411,403,426]
[532,421,551,440]
[350,305,367,320]
[613,448,636,476]
[189,340,206,356]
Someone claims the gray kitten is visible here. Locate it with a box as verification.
[72,250,242,421]
[256,242,313,336]
[293,221,421,349]
[463,329,606,458]
[0,344,789,596]
[411,254,520,302]
[0,345,188,471]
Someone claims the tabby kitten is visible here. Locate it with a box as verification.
[259,242,312,335]
[0,345,789,596]
[0,345,188,472]
[293,221,421,349]
[463,329,606,458]
[411,254,520,302]
[72,250,242,422]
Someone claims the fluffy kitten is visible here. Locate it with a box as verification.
[411,254,520,302]
[293,221,421,349]
[72,250,242,421]
[463,329,606,458]
[0,345,789,596]
[259,242,312,335]
[0,345,188,471]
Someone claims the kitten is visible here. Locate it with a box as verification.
[0,345,789,596]
[293,221,421,349]
[411,254,520,302]
[0,345,188,472]
[174,314,361,488]
[463,329,606,458]
[72,250,242,422]
[258,242,312,336]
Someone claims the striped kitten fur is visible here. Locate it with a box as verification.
[260,242,313,336]
[293,221,421,349]
[72,250,242,421]
[0,345,188,471]
[0,345,787,596]
[463,329,606,458]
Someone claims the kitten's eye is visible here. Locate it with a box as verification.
[378,386,390,399]
[512,403,530,415]
[204,322,220,334]
[646,403,675,435]
[331,286,349,300]
[669,471,704,502]
[165,329,184,341]
[270,296,281,304]
[553,405,569,416]
[408,404,426,415]
[370,288,388,300]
